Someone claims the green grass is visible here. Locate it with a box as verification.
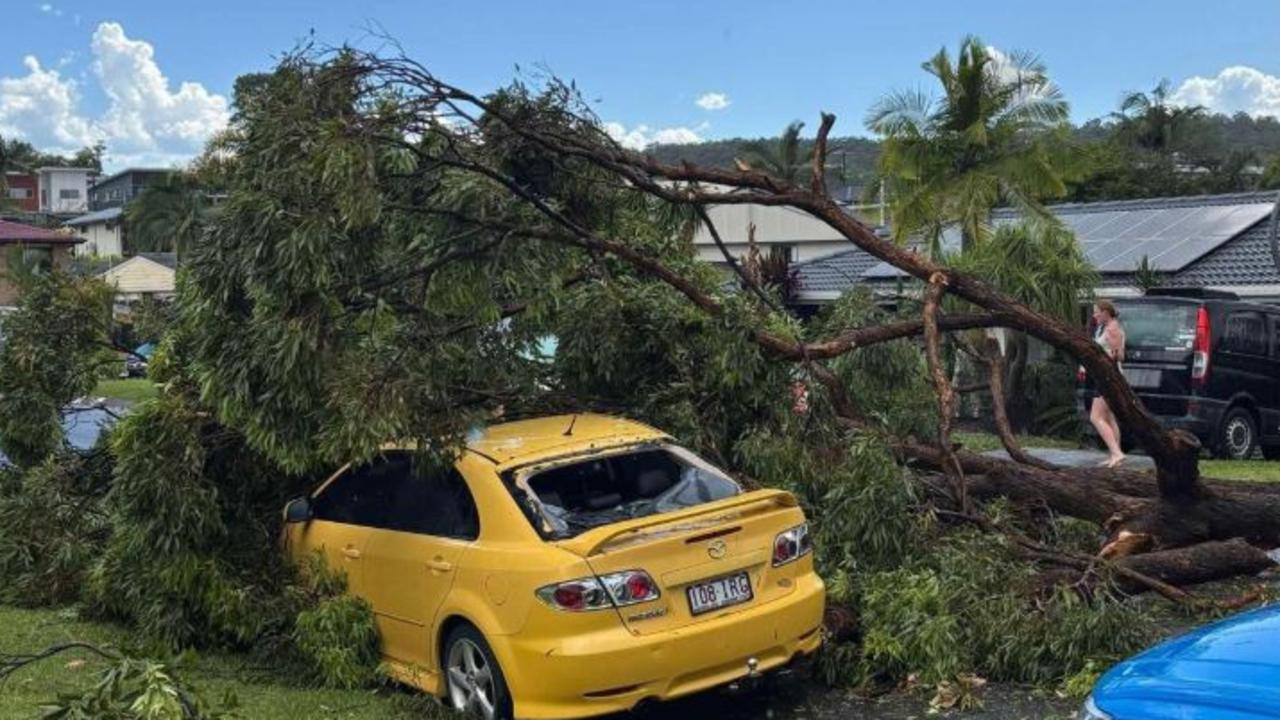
[0,605,448,720]
[953,431,1078,453]
[955,431,1280,483]
[92,378,159,404]
[1201,459,1280,483]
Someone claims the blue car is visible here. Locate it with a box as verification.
[1082,604,1280,719]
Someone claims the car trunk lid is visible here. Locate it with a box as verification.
[556,489,807,635]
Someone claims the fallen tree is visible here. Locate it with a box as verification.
[174,46,1280,591]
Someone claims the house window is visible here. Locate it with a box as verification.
[6,188,32,199]
[59,188,81,200]
[21,247,54,273]
[1222,312,1267,356]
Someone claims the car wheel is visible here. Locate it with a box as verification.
[444,625,512,720]
[1216,408,1258,460]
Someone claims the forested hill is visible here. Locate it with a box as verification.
[648,136,881,202]
[649,112,1280,203]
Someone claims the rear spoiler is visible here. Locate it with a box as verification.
[556,489,798,557]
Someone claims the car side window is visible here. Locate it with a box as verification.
[1222,312,1267,357]
[311,455,410,528]
[385,458,480,540]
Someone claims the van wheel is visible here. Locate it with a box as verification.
[443,624,512,720]
[1216,408,1258,460]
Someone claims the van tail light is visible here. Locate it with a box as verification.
[1191,307,1211,387]
[536,570,659,612]
[772,524,812,567]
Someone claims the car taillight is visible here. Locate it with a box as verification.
[1077,366,1087,384]
[772,524,812,567]
[536,570,660,612]
[1191,307,1211,387]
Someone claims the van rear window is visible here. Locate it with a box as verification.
[1116,302,1197,350]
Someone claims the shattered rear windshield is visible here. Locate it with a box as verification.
[513,444,742,539]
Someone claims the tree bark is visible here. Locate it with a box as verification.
[1118,540,1275,592]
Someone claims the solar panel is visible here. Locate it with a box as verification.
[858,199,1275,280]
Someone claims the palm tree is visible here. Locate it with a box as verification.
[124,173,210,256]
[1112,80,1204,153]
[867,36,1076,253]
[736,121,811,184]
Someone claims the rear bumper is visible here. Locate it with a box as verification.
[498,572,825,719]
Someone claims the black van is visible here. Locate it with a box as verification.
[1079,288,1280,460]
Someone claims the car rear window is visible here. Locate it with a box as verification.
[516,445,741,539]
[1116,301,1198,351]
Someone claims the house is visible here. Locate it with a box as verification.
[36,167,96,214]
[0,219,84,306]
[690,201,886,264]
[89,168,174,210]
[98,252,176,312]
[791,191,1280,305]
[3,172,39,212]
[64,207,125,257]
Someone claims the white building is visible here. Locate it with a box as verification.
[690,202,885,264]
[37,167,96,214]
[64,207,125,257]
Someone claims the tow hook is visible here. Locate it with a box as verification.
[746,656,760,678]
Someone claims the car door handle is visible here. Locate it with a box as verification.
[342,545,362,559]
[427,558,453,573]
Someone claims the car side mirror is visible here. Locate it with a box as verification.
[284,497,313,524]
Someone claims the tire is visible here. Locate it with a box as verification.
[1215,407,1258,460]
[443,624,513,720]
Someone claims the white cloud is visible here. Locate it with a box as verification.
[0,56,99,149]
[1171,66,1280,119]
[39,3,63,16]
[0,21,229,169]
[604,121,704,149]
[695,92,730,111]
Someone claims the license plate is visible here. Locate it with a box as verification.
[1123,368,1160,389]
[687,572,753,615]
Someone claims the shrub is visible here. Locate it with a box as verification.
[0,451,112,606]
[85,394,304,650]
[293,595,382,689]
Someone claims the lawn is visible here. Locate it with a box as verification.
[0,605,447,720]
[92,378,159,404]
[955,431,1280,483]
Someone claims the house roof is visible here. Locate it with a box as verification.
[89,167,174,188]
[0,219,84,244]
[794,191,1280,299]
[136,252,178,270]
[64,207,124,226]
[98,254,176,295]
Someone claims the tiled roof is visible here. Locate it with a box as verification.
[0,219,84,244]
[794,192,1280,298]
[792,247,887,294]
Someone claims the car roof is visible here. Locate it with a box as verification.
[464,413,670,469]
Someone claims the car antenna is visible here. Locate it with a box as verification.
[563,414,578,437]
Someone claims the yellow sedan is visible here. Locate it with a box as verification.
[283,414,825,719]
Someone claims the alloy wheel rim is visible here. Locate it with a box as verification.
[1227,419,1252,458]
[447,638,496,719]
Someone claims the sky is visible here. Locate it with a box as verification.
[2,0,1280,172]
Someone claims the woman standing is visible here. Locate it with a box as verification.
[1089,300,1127,467]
